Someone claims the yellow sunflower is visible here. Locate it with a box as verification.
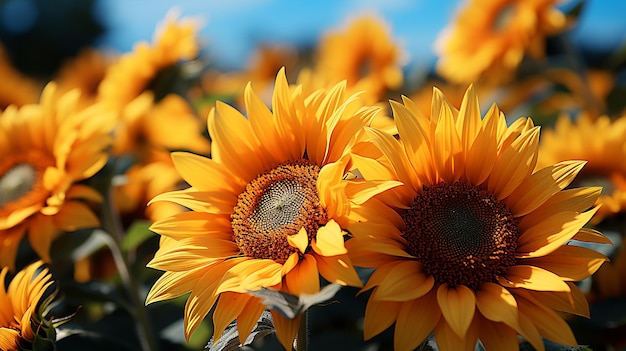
[0,83,115,270]
[346,86,608,351]
[111,92,210,156]
[145,68,396,349]
[97,11,199,109]
[0,260,58,351]
[315,15,404,104]
[435,0,567,86]
[114,150,188,223]
[537,113,626,223]
[55,48,112,107]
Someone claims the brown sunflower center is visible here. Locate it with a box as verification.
[492,4,516,32]
[0,163,37,207]
[0,152,54,214]
[231,159,328,262]
[401,181,519,290]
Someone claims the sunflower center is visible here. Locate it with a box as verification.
[401,182,519,290]
[232,159,328,262]
[0,152,55,216]
[492,4,516,32]
[0,163,37,207]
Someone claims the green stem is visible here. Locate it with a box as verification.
[101,185,159,351]
[294,311,308,351]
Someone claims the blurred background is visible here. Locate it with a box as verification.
[1,0,625,76]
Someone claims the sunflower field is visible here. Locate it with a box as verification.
[0,0,625,350]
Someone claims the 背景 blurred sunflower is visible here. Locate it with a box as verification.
[145,68,397,349]
[0,83,115,270]
[435,0,567,86]
[54,48,112,107]
[0,261,58,351]
[315,15,404,104]
[96,11,200,110]
[537,113,626,223]
[346,86,609,350]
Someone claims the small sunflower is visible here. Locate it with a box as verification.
[435,0,567,86]
[145,68,396,349]
[315,15,404,104]
[0,260,58,351]
[0,83,115,270]
[55,48,112,106]
[347,86,608,350]
[111,92,210,156]
[537,113,626,223]
[114,151,188,223]
[97,11,200,109]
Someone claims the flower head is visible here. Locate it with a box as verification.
[0,261,58,351]
[315,15,404,104]
[347,86,608,351]
[435,0,567,85]
[0,83,115,270]
[97,11,200,110]
[145,68,393,349]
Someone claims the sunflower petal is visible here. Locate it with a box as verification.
[487,127,539,199]
[517,207,598,257]
[505,160,587,217]
[287,227,309,254]
[183,261,243,340]
[433,101,463,182]
[475,282,520,330]
[518,187,601,232]
[517,294,578,347]
[363,299,402,340]
[236,297,266,343]
[171,151,242,193]
[211,292,251,341]
[433,317,475,351]
[436,284,476,338]
[571,227,613,244]
[284,254,319,295]
[316,254,362,287]
[146,268,205,304]
[498,265,571,292]
[522,245,607,281]
[371,260,434,301]
[311,220,347,256]
[271,311,300,350]
[477,316,519,351]
[394,289,441,351]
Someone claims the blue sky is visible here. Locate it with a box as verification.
[94,0,626,70]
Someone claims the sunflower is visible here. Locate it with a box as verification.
[111,92,210,157]
[0,260,58,351]
[96,11,200,110]
[435,0,567,86]
[346,86,609,350]
[537,113,626,223]
[0,83,115,270]
[145,68,396,349]
[115,150,188,223]
[315,15,404,104]
[55,48,112,107]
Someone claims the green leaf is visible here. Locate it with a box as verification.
[121,220,154,252]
